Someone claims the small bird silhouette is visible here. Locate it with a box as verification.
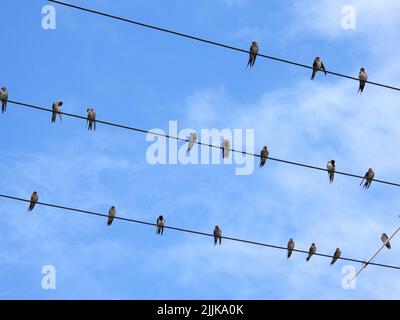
[27,191,39,212]
[306,243,317,262]
[107,206,116,226]
[246,41,259,69]
[310,57,326,80]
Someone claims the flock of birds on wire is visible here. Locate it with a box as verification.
[0,37,389,267]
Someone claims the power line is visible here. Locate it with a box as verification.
[48,0,400,92]
[7,98,400,188]
[0,193,399,271]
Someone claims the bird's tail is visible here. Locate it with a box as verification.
[287,251,292,259]
[306,255,310,262]
[330,260,334,266]
[107,219,113,226]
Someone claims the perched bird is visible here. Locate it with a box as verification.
[360,168,374,190]
[187,132,197,153]
[156,215,165,236]
[381,233,391,249]
[107,206,116,226]
[246,41,259,69]
[330,248,341,265]
[27,191,39,212]
[222,139,230,159]
[310,57,327,80]
[51,101,63,123]
[287,238,295,258]
[327,160,336,183]
[213,225,222,246]
[358,68,368,94]
[1,87,8,114]
[86,108,96,131]
[306,243,317,262]
[260,146,269,168]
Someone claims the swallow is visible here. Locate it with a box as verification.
[330,248,341,265]
[260,146,269,168]
[107,206,116,226]
[360,168,374,190]
[51,101,63,123]
[306,243,317,261]
[246,41,259,68]
[381,233,391,249]
[156,215,165,236]
[86,108,96,130]
[287,238,295,258]
[358,68,368,94]
[187,132,197,153]
[222,139,230,159]
[213,225,222,246]
[310,57,327,80]
[27,191,39,212]
[1,87,8,114]
[327,160,335,183]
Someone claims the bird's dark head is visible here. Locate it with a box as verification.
[87,108,91,112]
[331,160,335,165]
[159,215,163,220]
[312,243,315,246]
[316,57,320,61]
[252,41,257,45]
[59,101,63,106]
[1,87,6,91]
[360,67,365,72]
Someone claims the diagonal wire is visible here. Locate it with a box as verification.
[48,0,400,92]
[7,98,400,188]
[1,193,400,271]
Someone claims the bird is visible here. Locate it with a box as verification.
[306,243,317,261]
[310,57,327,80]
[86,108,96,130]
[287,238,295,258]
[51,101,63,123]
[381,233,391,249]
[327,160,336,183]
[156,215,165,236]
[107,206,116,226]
[187,132,197,153]
[222,139,230,159]
[260,146,269,168]
[330,248,341,265]
[213,225,222,246]
[358,68,368,93]
[246,41,259,69]
[360,168,374,190]
[1,87,8,114]
[27,191,39,212]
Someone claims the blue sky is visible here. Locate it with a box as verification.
[1,0,400,299]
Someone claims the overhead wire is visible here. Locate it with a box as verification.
[7,98,400,188]
[0,193,399,271]
[48,0,400,92]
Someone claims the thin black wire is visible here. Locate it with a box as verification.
[7,99,400,188]
[48,0,400,92]
[0,193,398,270]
